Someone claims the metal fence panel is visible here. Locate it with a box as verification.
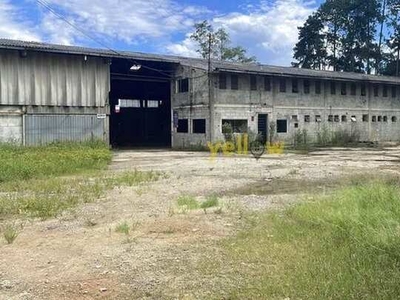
[25,115,106,145]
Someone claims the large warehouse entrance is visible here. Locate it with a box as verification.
[109,58,175,148]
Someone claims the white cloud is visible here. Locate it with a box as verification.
[37,0,211,46]
[215,0,316,65]
[0,0,316,66]
[168,0,317,65]
[0,0,41,41]
[165,34,200,58]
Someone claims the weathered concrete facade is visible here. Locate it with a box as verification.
[171,64,400,148]
[1,39,400,148]
[0,45,110,145]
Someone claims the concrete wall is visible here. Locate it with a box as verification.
[0,106,23,143]
[0,106,109,145]
[171,67,400,148]
[171,66,210,148]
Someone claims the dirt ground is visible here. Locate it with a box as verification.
[1,147,400,299]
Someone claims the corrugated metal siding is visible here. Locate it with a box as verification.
[0,50,109,107]
[25,115,106,145]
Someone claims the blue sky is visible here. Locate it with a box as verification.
[1,0,323,65]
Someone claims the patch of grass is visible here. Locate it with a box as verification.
[0,170,160,219]
[115,221,130,235]
[177,195,199,210]
[212,180,400,299]
[3,224,19,244]
[200,195,219,211]
[0,140,112,183]
[233,174,400,197]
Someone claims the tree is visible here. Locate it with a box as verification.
[383,0,400,76]
[293,0,387,75]
[293,12,327,69]
[190,21,257,63]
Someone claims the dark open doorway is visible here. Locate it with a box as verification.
[109,58,175,148]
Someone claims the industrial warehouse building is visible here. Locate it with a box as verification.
[1,39,400,148]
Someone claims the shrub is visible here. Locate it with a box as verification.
[3,224,19,244]
[200,195,219,210]
[177,195,199,210]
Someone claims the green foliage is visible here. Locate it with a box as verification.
[190,20,257,63]
[115,221,130,235]
[316,127,361,147]
[218,180,400,299]
[293,0,399,75]
[316,124,331,146]
[0,141,111,183]
[200,195,219,210]
[3,224,19,244]
[293,129,310,150]
[177,195,199,210]
[293,12,327,69]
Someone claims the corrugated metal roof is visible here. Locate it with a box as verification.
[1,38,399,84]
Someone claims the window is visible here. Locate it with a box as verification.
[219,73,227,89]
[392,116,397,122]
[250,75,257,90]
[222,119,248,133]
[118,99,141,108]
[341,83,347,95]
[361,84,366,96]
[362,114,369,122]
[334,115,340,122]
[292,79,299,93]
[304,115,310,122]
[378,116,382,122]
[374,85,379,97]
[383,116,388,122]
[383,85,388,97]
[351,83,357,96]
[328,115,334,122]
[177,78,189,93]
[372,116,377,122]
[304,80,310,94]
[277,119,288,133]
[392,86,397,98]
[292,115,298,121]
[315,115,322,122]
[315,81,321,94]
[264,76,271,91]
[193,119,206,134]
[230,75,239,90]
[280,78,286,92]
[330,82,336,95]
[351,116,357,122]
[177,119,188,133]
[294,123,299,128]
[147,100,159,108]
[341,115,347,122]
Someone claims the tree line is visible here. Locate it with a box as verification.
[293,0,400,76]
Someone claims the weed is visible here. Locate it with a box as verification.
[162,227,175,234]
[211,179,400,299]
[0,170,160,219]
[115,221,130,235]
[177,195,199,210]
[200,195,219,213]
[3,224,19,244]
[0,141,111,183]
